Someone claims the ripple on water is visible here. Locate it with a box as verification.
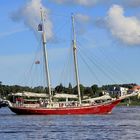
[0,107,140,140]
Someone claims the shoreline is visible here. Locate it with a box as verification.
[118,102,140,106]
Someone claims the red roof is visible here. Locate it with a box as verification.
[131,86,140,91]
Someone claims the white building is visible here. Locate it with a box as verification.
[108,86,128,97]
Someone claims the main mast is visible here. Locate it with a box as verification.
[72,14,82,105]
[40,9,52,102]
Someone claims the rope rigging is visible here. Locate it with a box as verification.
[17,13,135,90]
[76,41,117,84]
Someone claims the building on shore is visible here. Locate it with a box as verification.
[129,86,140,98]
[108,86,128,97]
[130,86,140,92]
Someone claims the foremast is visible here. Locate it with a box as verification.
[72,15,82,105]
[40,9,52,102]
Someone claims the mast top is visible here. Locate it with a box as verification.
[71,14,76,41]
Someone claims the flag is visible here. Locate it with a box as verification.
[38,24,43,31]
[35,60,40,64]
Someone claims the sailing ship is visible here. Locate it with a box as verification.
[7,10,134,115]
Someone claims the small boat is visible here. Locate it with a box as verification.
[0,99,8,108]
[7,9,133,115]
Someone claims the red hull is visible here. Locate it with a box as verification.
[9,99,121,115]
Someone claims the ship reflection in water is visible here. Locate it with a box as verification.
[0,107,140,140]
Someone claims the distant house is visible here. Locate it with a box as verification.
[138,93,140,99]
[131,86,140,92]
[108,86,128,97]
[129,86,140,94]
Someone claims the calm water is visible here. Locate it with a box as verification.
[0,107,140,140]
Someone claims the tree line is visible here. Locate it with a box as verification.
[0,81,137,99]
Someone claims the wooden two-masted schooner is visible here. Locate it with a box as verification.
[7,9,131,115]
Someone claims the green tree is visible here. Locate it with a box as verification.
[0,81,3,98]
[55,83,64,93]
[68,83,73,94]
[91,84,98,94]
[84,87,93,97]
[73,84,85,98]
